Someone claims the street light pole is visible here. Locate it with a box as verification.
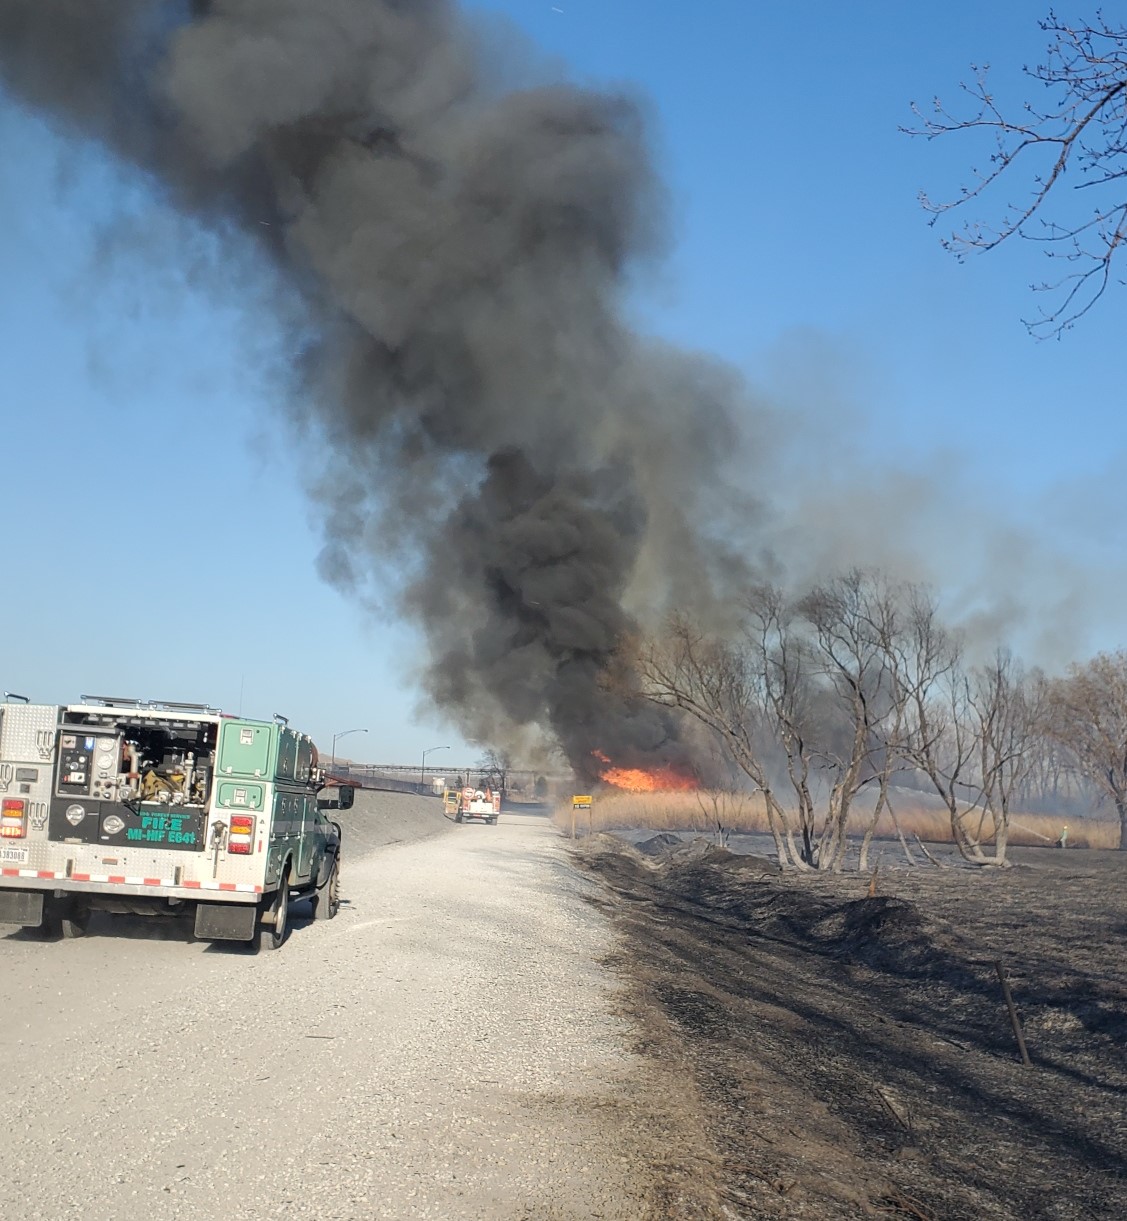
[330,727,368,770]
[420,744,451,794]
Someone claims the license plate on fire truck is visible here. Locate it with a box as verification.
[0,846,30,865]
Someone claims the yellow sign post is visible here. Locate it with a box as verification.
[571,794,592,839]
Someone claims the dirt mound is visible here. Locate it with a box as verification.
[668,837,719,863]
[667,839,782,872]
[635,832,685,856]
[583,834,965,981]
[810,895,970,977]
[834,894,927,946]
[632,834,783,875]
[706,849,782,876]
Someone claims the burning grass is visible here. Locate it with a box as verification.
[592,749,696,793]
[553,789,1120,850]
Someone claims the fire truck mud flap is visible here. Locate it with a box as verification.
[0,889,45,928]
[194,901,257,941]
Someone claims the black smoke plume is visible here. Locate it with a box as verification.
[0,1,753,778]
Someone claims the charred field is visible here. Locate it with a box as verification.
[576,836,1127,1220]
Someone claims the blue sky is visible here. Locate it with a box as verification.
[2,2,1124,764]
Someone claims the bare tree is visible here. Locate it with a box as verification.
[637,613,805,868]
[743,586,823,867]
[476,748,512,795]
[642,576,913,872]
[640,578,1056,869]
[969,652,1045,864]
[1046,651,1127,848]
[907,11,1127,335]
[886,588,990,863]
[692,787,732,849]
[1020,705,1087,810]
[854,591,924,872]
[797,571,901,873]
[691,731,752,848]
[859,759,917,872]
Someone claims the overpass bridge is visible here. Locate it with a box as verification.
[325,761,568,799]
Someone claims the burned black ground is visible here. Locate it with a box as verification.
[577,836,1127,1220]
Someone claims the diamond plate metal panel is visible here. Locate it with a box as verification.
[0,704,58,765]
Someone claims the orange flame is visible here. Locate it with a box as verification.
[593,750,696,793]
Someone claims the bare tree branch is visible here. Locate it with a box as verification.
[906,11,1127,336]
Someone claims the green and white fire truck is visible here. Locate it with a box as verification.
[0,696,351,950]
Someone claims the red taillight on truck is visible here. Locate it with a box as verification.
[228,815,255,855]
[1,799,27,839]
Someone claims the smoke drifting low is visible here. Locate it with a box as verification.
[0,0,753,775]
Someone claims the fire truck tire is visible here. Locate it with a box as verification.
[252,880,289,952]
[60,903,90,939]
[313,857,340,921]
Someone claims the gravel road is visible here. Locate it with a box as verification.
[0,795,664,1220]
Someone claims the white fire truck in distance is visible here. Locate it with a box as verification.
[0,696,352,950]
[443,785,501,824]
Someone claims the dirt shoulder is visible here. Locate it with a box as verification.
[575,835,1127,1221]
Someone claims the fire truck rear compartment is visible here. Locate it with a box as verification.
[49,713,216,850]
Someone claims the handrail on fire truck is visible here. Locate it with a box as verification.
[79,695,222,714]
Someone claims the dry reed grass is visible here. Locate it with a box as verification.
[552,789,1120,850]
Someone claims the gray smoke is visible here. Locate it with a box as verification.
[0,0,755,777]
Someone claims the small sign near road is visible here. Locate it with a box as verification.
[570,794,593,839]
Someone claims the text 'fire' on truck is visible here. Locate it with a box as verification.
[0,696,354,950]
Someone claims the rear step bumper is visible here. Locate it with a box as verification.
[0,870,263,902]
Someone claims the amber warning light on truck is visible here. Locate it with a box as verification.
[1,799,27,838]
[228,815,255,854]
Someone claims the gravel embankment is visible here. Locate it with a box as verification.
[0,797,669,1220]
[335,786,454,853]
